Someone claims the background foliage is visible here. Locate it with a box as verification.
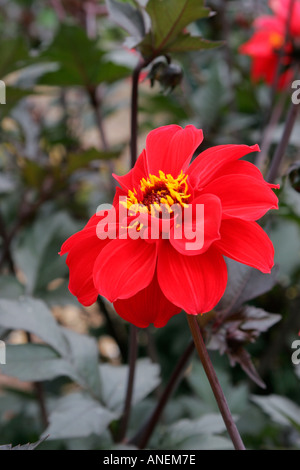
[0,0,300,450]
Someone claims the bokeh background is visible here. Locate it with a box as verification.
[0,0,300,450]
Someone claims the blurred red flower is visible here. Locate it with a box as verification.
[240,0,300,88]
[60,125,279,328]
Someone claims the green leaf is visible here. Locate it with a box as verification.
[164,34,223,53]
[0,86,37,118]
[66,147,120,174]
[99,358,160,415]
[37,24,131,87]
[216,258,279,316]
[0,297,102,397]
[0,297,69,356]
[62,328,102,400]
[187,359,248,415]
[252,394,300,432]
[160,414,232,450]
[14,211,80,294]
[106,0,148,41]
[0,436,48,450]
[1,343,80,383]
[0,276,24,299]
[137,0,216,58]
[0,38,29,77]
[42,392,116,440]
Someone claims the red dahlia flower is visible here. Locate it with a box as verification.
[240,0,300,88]
[60,125,279,328]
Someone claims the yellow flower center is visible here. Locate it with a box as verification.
[123,170,191,216]
[270,32,284,49]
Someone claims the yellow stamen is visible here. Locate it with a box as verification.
[122,170,191,216]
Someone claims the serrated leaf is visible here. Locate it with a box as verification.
[216,258,279,317]
[227,346,266,389]
[208,306,280,388]
[163,34,222,53]
[252,394,300,431]
[62,328,102,400]
[0,343,80,383]
[0,436,48,450]
[37,24,131,87]
[240,306,281,333]
[42,392,116,440]
[137,0,213,58]
[14,211,80,294]
[99,358,160,415]
[0,297,68,356]
[160,414,232,450]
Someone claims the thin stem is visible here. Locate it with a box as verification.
[97,296,127,362]
[130,59,148,168]
[266,98,299,183]
[88,86,117,195]
[116,325,138,442]
[186,315,245,450]
[88,86,109,151]
[26,332,48,428]
[255,92,286,172]
[0,209,15,274]
[129,340,195,449]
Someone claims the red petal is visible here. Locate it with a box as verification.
[113,272,181,328]
[201,174,279,221]
[215,219,275,273]
[61,227,110,306]
[146,125,203,178]
[211,159,280,189]
[187,144,260,190]
[170,193,222,256]
[93,237,157,302]
[211,159,265,181]
[157,242,227,315]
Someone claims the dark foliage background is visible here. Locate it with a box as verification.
[0,0,300,450]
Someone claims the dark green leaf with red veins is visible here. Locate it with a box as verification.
[216,258,279,318]
[37,24,131,87]
[136,0,219,59]
[208,306,281,388]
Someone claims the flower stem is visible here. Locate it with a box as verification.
[116,325,138,442]
[130,61,144,168]
[26,332,48,428]
[130,58,152,167]
[266,98,299,184]
[129,339,195,449]
[186,314,246,450]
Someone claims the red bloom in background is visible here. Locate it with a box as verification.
[240,0,300,88]
[60,125,279,328]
